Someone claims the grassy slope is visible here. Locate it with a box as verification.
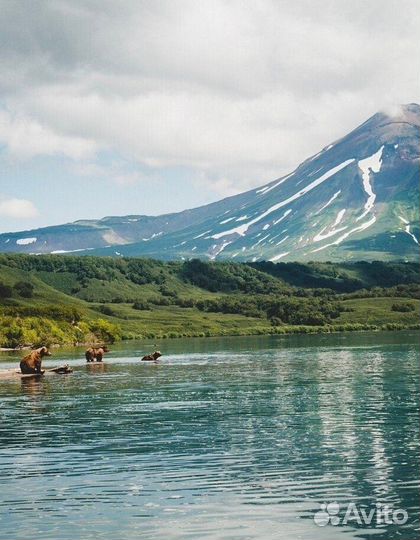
[338,297,420,326]
[0,255,419,346]
[0,265,98,314]
[105,304,270,337]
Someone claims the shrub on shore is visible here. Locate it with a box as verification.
[391,302,416,312]
[0,316,122,348]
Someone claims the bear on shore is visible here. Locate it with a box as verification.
[20,346,52,374]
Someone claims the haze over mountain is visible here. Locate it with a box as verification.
[1,104,418,262]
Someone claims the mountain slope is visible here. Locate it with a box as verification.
[1,103,419,262]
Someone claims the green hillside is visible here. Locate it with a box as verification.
[0,254,419,348]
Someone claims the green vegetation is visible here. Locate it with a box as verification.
[14,280,34,298]
[0,254,418,348]
[391,302,416,312]
[249,260,420,292]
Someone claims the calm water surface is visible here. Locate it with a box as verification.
[0,332,419,539]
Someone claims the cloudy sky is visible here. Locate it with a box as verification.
[0,0,419,232]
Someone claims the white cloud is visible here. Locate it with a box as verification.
[0,196,39,219]
[0,109,97,160]
[0,0,419,199]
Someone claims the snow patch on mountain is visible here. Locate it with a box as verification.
[357,146,384,221]
[314,190,341,214]
[194,230,212,239]
[307,166,323,179]
[313,225,347,243]
[270,252,290,261]
[276,236,289,246]
[254,234,270,247]
[16,237,37,245]
[313,207,347,243]
[142,232,163,242]
[211,222,250,239]
[312,215,377,252]
[210,240,232,259]
[399,216,419,244]
[51,247,95,254]
[273,209,292,225]
[333,209,346,227]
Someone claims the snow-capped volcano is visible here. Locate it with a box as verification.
[1,103,419,262]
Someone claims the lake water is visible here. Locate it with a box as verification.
[0,332,419,540]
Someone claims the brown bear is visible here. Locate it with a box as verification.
[85,346,109,362]
[141,351,162,362]
[20,346,52,374]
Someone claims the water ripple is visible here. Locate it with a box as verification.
[0,333,419,539]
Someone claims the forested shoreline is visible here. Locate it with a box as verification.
[0,254,418,348]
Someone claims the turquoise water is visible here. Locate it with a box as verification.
[0,332,419,539]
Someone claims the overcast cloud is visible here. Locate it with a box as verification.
[0,0,419,230]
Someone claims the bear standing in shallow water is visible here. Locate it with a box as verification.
[85,346,109,362]
[20,346,52,374]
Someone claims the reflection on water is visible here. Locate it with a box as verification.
[0,332,419,540]
[85,362,108,374]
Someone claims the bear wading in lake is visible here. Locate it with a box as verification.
[141,351,162,362]
[85,346,109,362]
